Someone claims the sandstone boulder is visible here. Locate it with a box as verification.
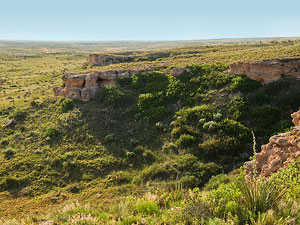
[292,110,300,126]
[245,109,300,179]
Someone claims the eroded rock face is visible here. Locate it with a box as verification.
[54,69,150,101]
[228,58,300,84]
[88,54,134,66]
[245,109,300,179]
[171,67,191,76]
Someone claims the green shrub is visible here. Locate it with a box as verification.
[135,201,160,215]
[173,105,214,126]
[44,126,61,141]
[250,105,281,134]
[229,75,261,92]
[227,96,247,121]
[126,145,156,164]
[9,109,27,121]
[217,119,251,143]
[132,71,169,93]
[204,174,232,191]
[203,121,217,132]
[0,176,28,191]
[120,216,141,225]
[175,134,197,148]
[140,154,222,188]
[3,148,15,160]
[270,161,300,200]
[117,76,132,87]
[247,92,272,106]
[137,92,163,110]
[57,97,74,113]
[104,134,114,143]
[97,85,131,107]
[166,76,185,101]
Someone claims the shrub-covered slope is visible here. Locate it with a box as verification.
[1,62,300,220]
[1,40,300,223]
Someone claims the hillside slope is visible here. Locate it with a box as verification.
[1,40,300,223]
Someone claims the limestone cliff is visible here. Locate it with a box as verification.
[54,69,146,101]
[228,58,300,84]
[245,109,300,179]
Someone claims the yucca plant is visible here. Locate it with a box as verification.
[238,131,286,215]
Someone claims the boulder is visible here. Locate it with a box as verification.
[171,67,191,76]
[292,110,300,126]
[245,109,300,179]
[228,58,300,84]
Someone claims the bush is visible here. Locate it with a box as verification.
[120,216,141,225]
[132,71,169,93]
[203,121,217,132]
[173,105,214,126]
[227,96,247,121]
[137,92,163,110]
[57,98,74,113]
[247,92,272,106]
[104,134,114,143]
[117,76,132,87]
[9,109,27,121]
[3,148,15,160]
[126,145,156,164]
[0,176,28,191]
[135,201,160,215]
[229,75,261,92]
[44,126,61,141]
[166,76,185,101]
[140,154,222,188]
[203,174,232,191]
[97,85,131,107]
[175,134,197,148]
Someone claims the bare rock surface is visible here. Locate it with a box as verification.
[54,68,151,101]
[171,67,191,76]
[88,54,134,66]
[245,109,300,179]
[228,58,300,84]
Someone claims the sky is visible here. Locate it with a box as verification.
[1,0,300,41]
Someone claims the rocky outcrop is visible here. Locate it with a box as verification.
[171,67,191,76]
[245,109,300,179]
[88,51,171,66]
[88,54,134,66]
[228,58,300,84]
[146,52,171,60]
[54,69,149,101]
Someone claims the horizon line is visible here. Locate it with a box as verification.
[1,36,300,43]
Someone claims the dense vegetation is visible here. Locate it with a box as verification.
[1,39,300,224]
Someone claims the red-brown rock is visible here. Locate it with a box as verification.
[245,109,300,179]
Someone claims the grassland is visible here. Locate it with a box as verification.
[1,39,300,224]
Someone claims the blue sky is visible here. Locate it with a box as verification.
[1,0,300,41]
